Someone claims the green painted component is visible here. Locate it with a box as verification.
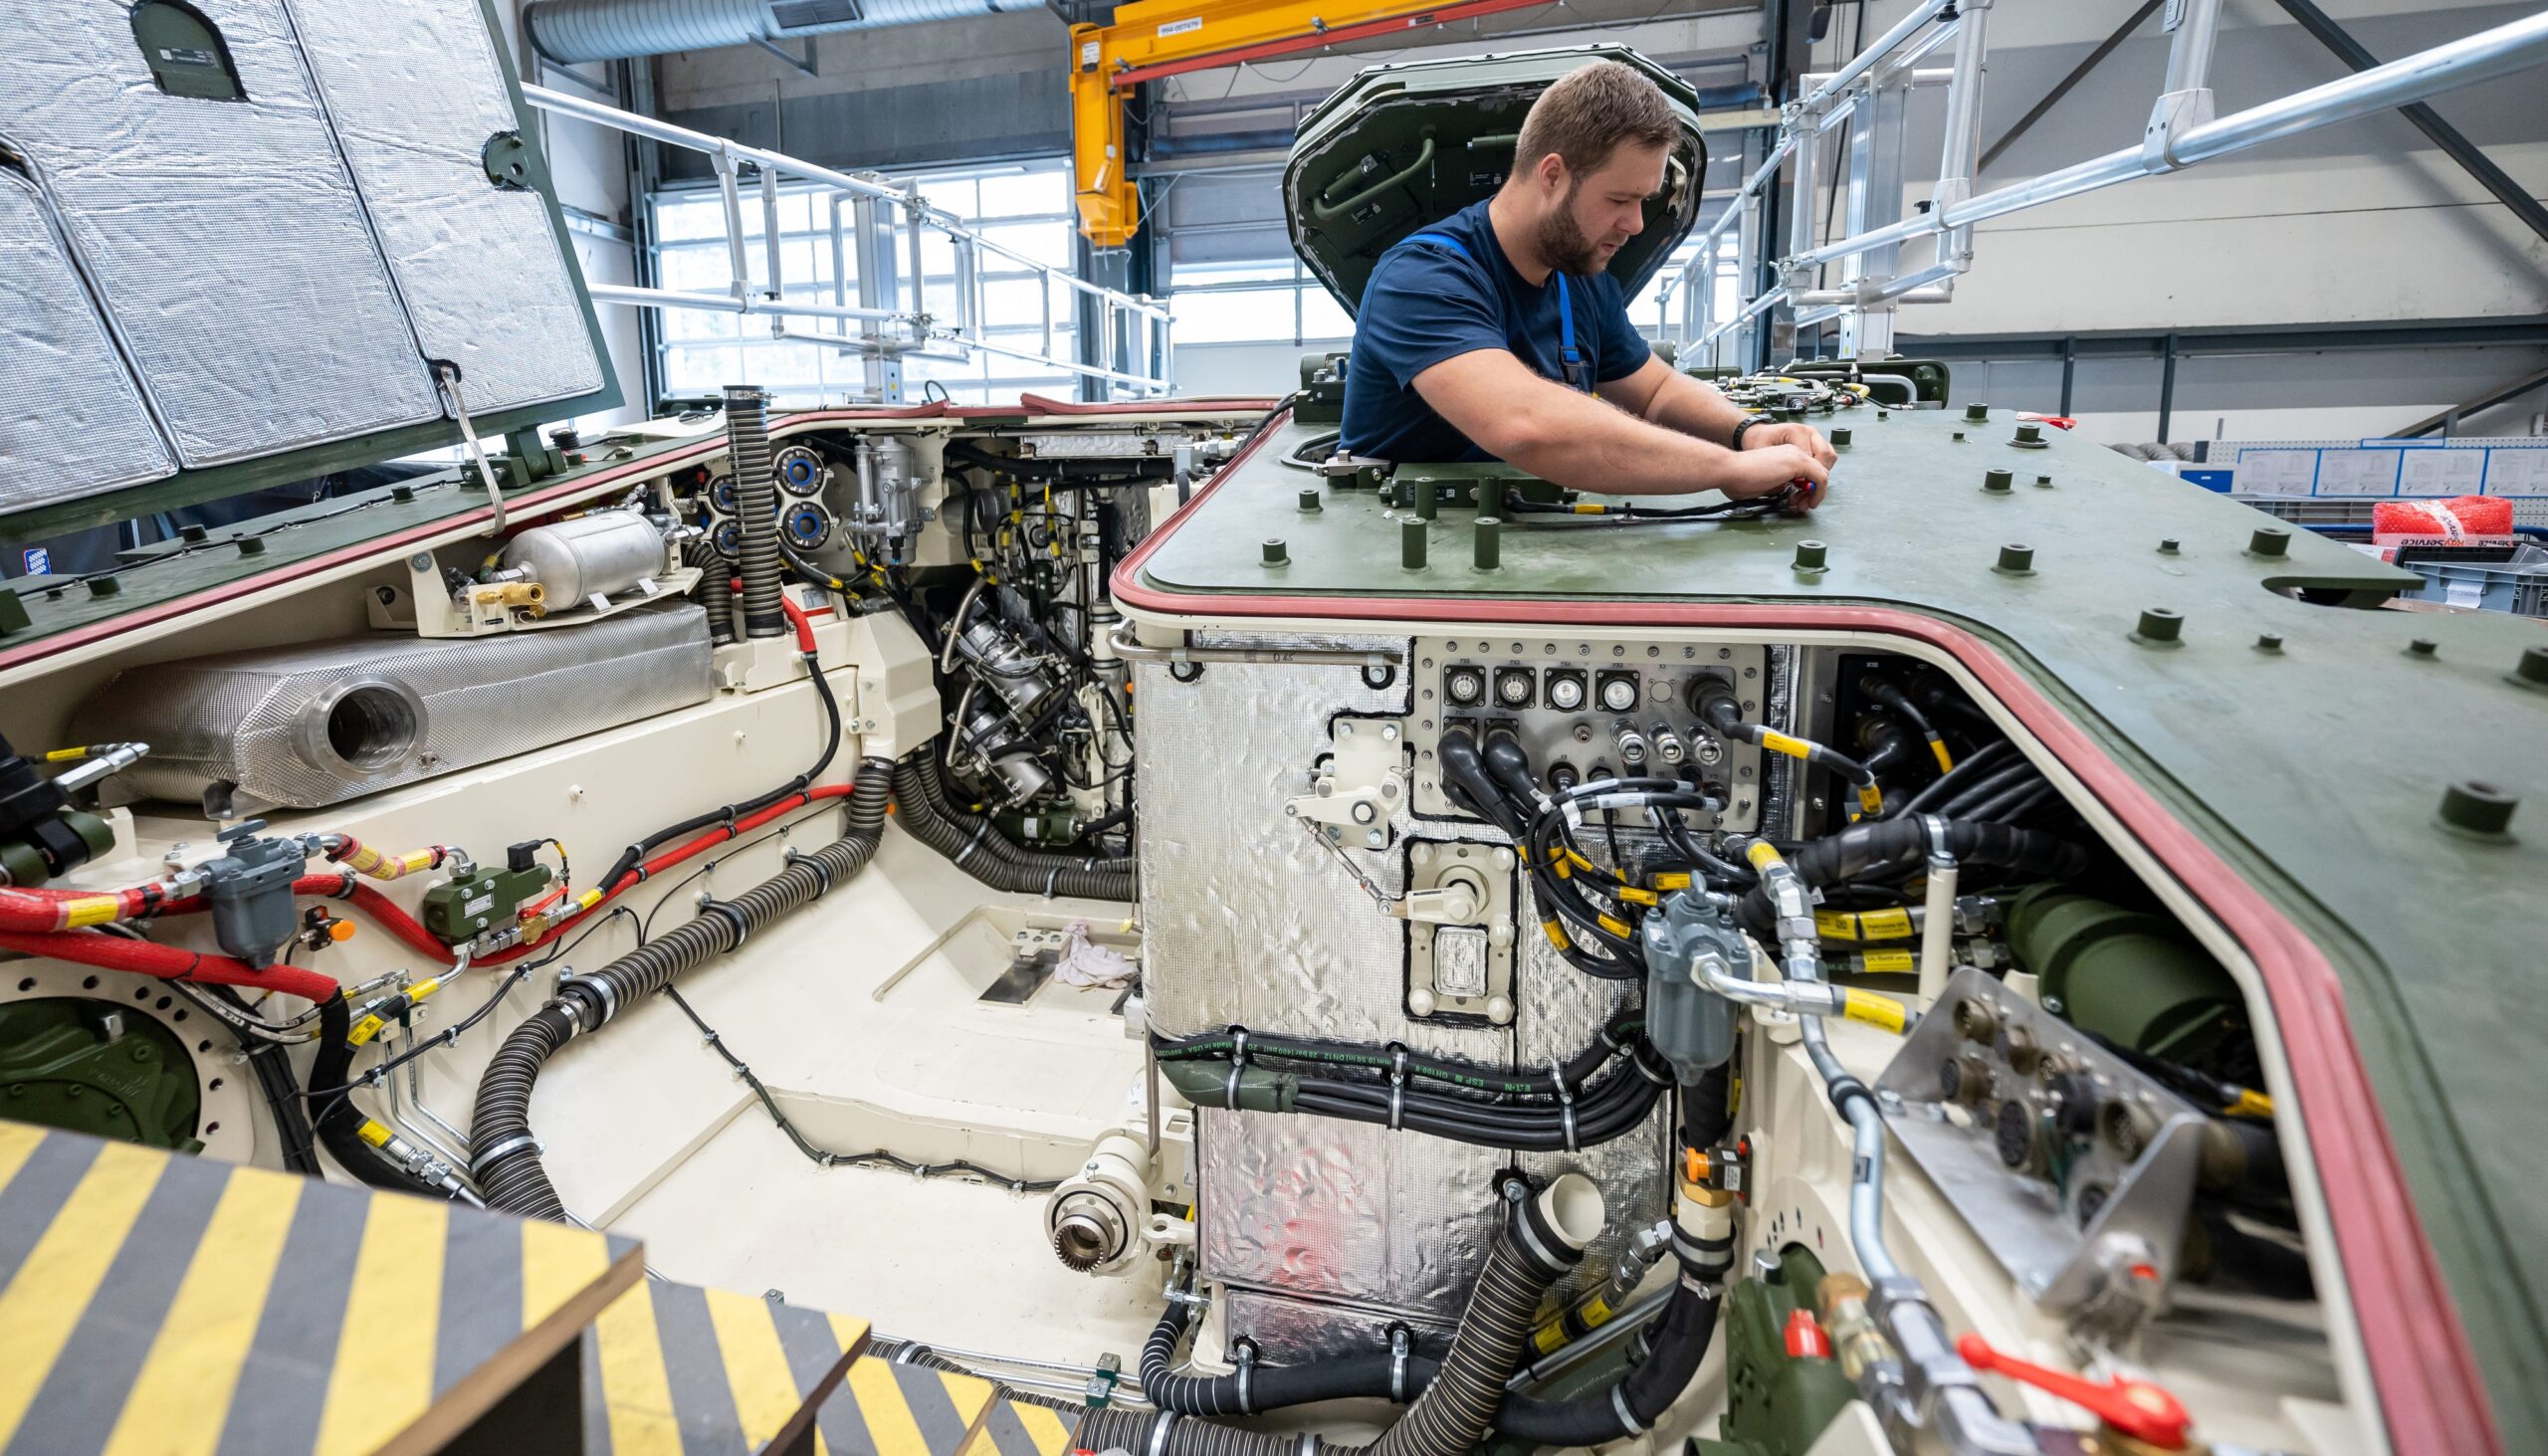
[131,1,244,102]
[420,861,552,941]
[0,812,116,893]
[482,129,533,190]
[1964,402,1992,423]
[1131,406,2548,1421]
[2249,526,2292,557]
[1299,489,1324,513]
[2437,781,2519,840]
[1719,1247,1854,1456]
[1996,543,2035,575]
[1829,428,1852,448]
[2133,607,2183,644]
[1475,517,1501,571]
[2006,886,2240,1060]
[0,586,28,637]
[1159,1059,1297,1113]
[1983,469,2013,493]
[0,999,202,1152]
[1793,540,1827,574]
[1,0,619,543]
[1402,520,1427,570]
[1264,538,1290,566]
[1283,47,1708,317]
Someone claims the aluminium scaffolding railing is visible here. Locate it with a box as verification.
[1661,1,2548,368]
[523,85,1175,401]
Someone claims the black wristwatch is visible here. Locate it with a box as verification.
[1729,414,1770,451]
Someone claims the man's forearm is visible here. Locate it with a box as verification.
[1500,388,1749,497]
[1643,371,1751,446]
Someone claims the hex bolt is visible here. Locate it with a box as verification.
[2511,645,2548,690]
[1996,543,2034,574]
[2256,633,2284,653]
[1964,402,1991,422]
[1983,469,2013,493]
[2409,638,2438,658]
[1474,517,1501,571]
[1402,519,1427,570]
[391,484,417,503]
[1298,489,1322,512]
[1830,427,1852,447]
[1877,410,1890,421]
[2248,526,2291,557]
[2158,538,2181,554]
[1262,538,1288,566]
[1794,540,1828,573]
[2438,780,2518,840]
[2133,607,2184,645]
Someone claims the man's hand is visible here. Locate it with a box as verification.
[1741,419,1837,470]
[1720,443,1830,511]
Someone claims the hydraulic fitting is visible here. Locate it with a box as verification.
[1650,722,1687,767]
[1047,1133,1159,1276]
[1611,721,1650,769]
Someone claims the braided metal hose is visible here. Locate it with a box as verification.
[723,384,786,639]
[1074,1177,1599,1456]
[685,538,738,645]
[471,759,894,1219]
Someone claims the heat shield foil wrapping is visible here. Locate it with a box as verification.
[72,603,713,810]
[283,0,604,414]
[1135,635,1664,1360]
[0,174,174,509]
[0,0,439,466]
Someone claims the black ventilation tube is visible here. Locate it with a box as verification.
[724,384,786,639]
[1735,816,2089,939]
[1140,1290,1443,1418]
[472,759,896,1220]
[309,992,446,1195]
[1074,1177,1600,1456]
[890,754,1135,901]
[686,538,738,645]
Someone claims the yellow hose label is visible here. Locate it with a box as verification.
[1758,730,1811,761]
[1543,919,1572,951]
[1581,1295,1613,1327]
[1651,872,1691,892]
[1859,908,1915,939]
[2230,1089,2275,1118]
[1855,782,1886,815]
[356,1120,393,1147]
[63,896,121,929]
[1573,502,1605,516]
[1814,911,1858,941]
[1566,849,1596,873]
[1927,735,1955,773]
[408,977,442,1002]
[1552,858,1572,881]
[346,1014,388,1047]
[1861,949,1916,975]
[1532,1323,1568,1355]
[43,746,89,762]
[1617,886,1659,907]
[1596,914,1632,938]
[1744,840,1786,872]
[1841,989,1909,1034]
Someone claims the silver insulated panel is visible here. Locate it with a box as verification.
[1134,638,1664,1361]
[283,0,605,415]
[0,173,174,509]
[0,0,440,466]
[71,604,714,809]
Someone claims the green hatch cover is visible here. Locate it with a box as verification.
[1284,46,1709,318]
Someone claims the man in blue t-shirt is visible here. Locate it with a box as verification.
[1341,61,1834,509]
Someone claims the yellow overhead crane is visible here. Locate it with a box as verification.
[1071,0,1554,246]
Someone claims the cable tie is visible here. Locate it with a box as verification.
[1226,1028,1249,1108]
[1551,1054,1579,1152]
[1043,867,1061,898]
[1610,1385,1646,1436]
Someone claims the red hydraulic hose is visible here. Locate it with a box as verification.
[0,929,340,1004]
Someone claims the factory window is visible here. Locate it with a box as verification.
[647,160,1081,409]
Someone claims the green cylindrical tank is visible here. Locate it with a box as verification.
[1716,1246,1857,1456]
[2005,886,2238,1059]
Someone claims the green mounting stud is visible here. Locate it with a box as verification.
[1830,428,1852,448]
[87,575,120,599]
[1983,469,2014,493]
[2012,423,2046,448]
[2256,633,2284,653]
[2437,780,2518,841]
[1951,430,1967,442]
[1402,520,1427,571]
[1298,488,1322,512]
[2409,638,2438,658]
[391,484,417,503]
[1262,538,1288,566]
[237,537,267,557]
[2514,645,2548,691]
[2158,538,2181,554]
[1413,477,1438,521]
[1794,540,1829,574]
[1996,543,2034,574]
[1474,517,1502,571]
[2132,607,2183,646]
[1964,402,1991,423]
[1877,410,1890,421]
[2248,526,2291,557]
[179,523,209,543]
[2034,474,2053,488]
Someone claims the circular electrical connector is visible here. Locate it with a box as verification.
[707,473,739,515]
[781,502,833,550]
[774,446,824,498]
[1443,666,1485,707]
[1545,673,1586,712]
[711,519,742,559]
[1598,675,1639,713]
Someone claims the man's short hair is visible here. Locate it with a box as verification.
[1512,60,1677,182]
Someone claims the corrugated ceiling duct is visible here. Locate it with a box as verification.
[525,0,1045,65]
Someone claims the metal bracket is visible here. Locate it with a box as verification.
[1282,717,1406,850]
[749,35,819,77]
[1402,840,1517,1024]
[2140,88,2218,171]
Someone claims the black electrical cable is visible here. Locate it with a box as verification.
[1732,817,2090,939]
[306,992,449,1197]
[1154,1010,1644,1101]
[1890,738,2017,819]
[207,984,319,1175]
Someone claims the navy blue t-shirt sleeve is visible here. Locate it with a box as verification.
[1357,250,1513,390]
[1592,274,1651,383]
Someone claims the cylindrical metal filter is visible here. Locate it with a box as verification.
[723,385,787,639]
[496,510,666,611]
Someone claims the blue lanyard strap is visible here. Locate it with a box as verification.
[1402,232,1592,394]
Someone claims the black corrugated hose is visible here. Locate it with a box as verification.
[891,754,1135,901]
[471,758,896,1220]
[686,538,738,644]
[725,384,787,638]
[1735,816,2089,940]
[1140,1292,1443,1418]
[1074,1177,1598,1456]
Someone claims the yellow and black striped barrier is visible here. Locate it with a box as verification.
[956,1395,1075,1456]
[0,1118,642,1456]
